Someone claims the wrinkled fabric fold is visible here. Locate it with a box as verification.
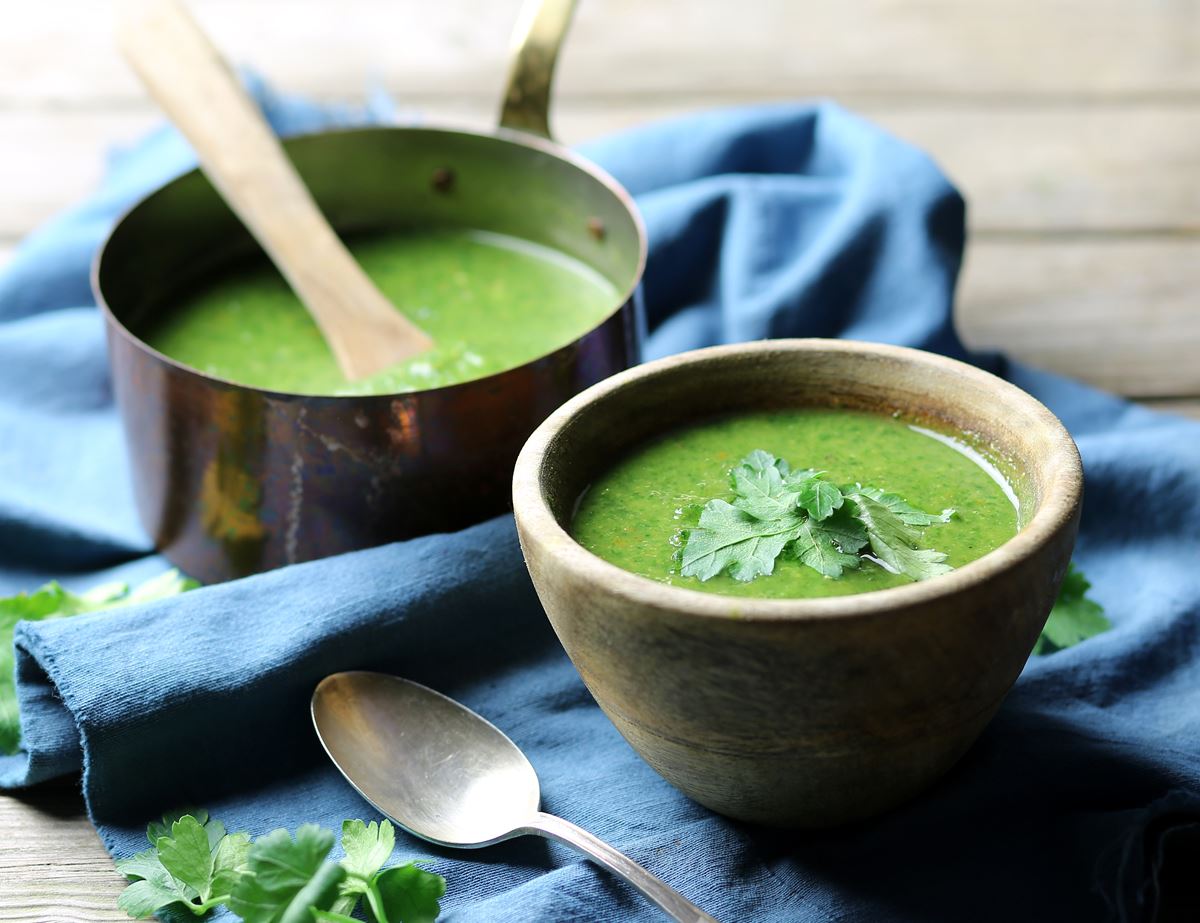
[1,88,1198,920]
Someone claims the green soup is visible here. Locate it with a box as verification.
[571,409,1018,599]
[142,228,620,395]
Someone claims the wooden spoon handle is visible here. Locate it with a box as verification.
[116,0,433,381]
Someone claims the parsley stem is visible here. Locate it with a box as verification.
[366,879,391,923]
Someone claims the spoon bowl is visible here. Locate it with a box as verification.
[312,671,719,922]
[312,671,538,847]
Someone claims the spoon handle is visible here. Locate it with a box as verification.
[527,811,720,923]
[115,0,433,380]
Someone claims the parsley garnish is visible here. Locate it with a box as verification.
[0,570,198,755]
[680,451,1111,655]
[1035,563,1111,654]
[117,811,445,922]
[680,450,954,584]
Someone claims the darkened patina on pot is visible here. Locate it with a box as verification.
[93,0,644,583]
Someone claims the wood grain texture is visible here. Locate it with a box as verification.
[957,237,1200,397]
[6,0,1200,105]
[0,787,128,922]
[3,100,1198,241]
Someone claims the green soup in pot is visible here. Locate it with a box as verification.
[142,228,620,396]
[571,408,1019,599]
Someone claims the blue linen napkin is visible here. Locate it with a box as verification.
[2,86,1199,921]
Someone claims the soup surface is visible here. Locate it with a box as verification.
[142,228,620,395]
[572,408,1018,599]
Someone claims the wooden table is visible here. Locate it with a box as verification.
[1,1,1197,918]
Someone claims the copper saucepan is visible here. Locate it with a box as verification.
[93,0,645,583]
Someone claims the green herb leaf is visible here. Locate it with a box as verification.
[1034,563,1111,654]
[681,500,802,582]
[155,815,216,901]
[795,476,843,521]
[116,811,443,922]
[123,569,200,605]
[211,831,253,900]
[229,825,343,923]
[851,486,954,525]
[816,504,870,554]
[331,819,396,915]
[742,449,791,477]
[368,863,447,923]
[681,451,955,585]
[116,848,199,919]
[147,809,213,846]
[729,456,796,523]
[0,571,198,755]
[115,849,174,884]
[117,876,198,919]
[791,518,861,578]
[117,812,247,919]
[340,819,396,879]
[848,493,953,582]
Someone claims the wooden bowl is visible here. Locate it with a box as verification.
[512,339,1082,827]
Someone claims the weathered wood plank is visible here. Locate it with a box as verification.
[6,0,1200,106]
[0,788,127,922]
[957,237,1200,397]
[2,101,1198,243]
[873,106,1200,235]
[0,109,158,243]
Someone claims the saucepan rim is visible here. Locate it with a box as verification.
[90,122,647,402]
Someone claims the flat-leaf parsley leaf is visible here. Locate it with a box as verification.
[679,499,803,582]
[1035,563,1111,654]
[680,450,953,584]
[116,812,244,918]
[795,476,844,522]
[844,489,953,582]
[117,812,447,922]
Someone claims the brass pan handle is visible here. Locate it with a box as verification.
[498,0,577,141]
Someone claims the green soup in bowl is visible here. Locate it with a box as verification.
[573,408,1019,599]
[513,339,1082,827]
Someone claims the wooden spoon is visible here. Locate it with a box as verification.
[115,0,434,381]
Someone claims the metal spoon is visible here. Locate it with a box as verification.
[311,671,720,923]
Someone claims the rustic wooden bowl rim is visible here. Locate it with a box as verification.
[512,338,1084,623]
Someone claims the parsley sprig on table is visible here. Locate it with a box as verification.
[680,450,955,583]
[0,570,197,755]
[1035,563,1111,654]
[117,811,445,922]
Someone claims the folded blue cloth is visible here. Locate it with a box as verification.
[2,88,1199,921]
